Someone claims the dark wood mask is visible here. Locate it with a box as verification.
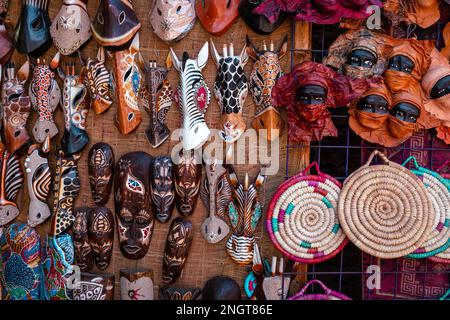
[238,0,287,35]
[114,151,154,259]
[88,142,114,205]
[196,0,239,36]
[120,268,154,300]
[73,272,115,300]
[174,149,201,217]
[150,155,175,223]
[162,217,193,284]
[159,286,202,300]
[88,206,114,270]
[202,276,241,300]
[0,1,13,66]
[72,207,94,272]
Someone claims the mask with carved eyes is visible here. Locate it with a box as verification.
[159,286,202,300]
[196,0,239,36]
[88,206,114,271]
[150,156,175,223]
[72,207,94,272]
[88,142,114,205]
[114,151,154,259]
[72,272,115,300]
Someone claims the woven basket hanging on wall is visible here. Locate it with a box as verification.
[266,162,348,264]
[338,150,435,259]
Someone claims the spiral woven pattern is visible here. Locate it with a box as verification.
[338,151,435,259]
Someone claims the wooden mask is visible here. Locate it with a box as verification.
[91,0,141,47]
[226,168,265,265]
[88,206,114,270]
[2,61,32,154]
[120,268,154,300]
[238,0,287,35]
[72,207,94,272]
[159,286,202,300]
[24,139,51,227]
[0,0,13,65]
[0,142,24,226]
[149,0,196,43]
[170,43,211,150]
[202,276,241,300]
[80,47,113,115]
[29,53,61,144]
[50,0,91,55]
[247,36,288,142]
[196,0,239,36]
[150,155,175,223]
[114,151,154,259]
[58,62,90,156]
[210,41,249,143]
[112,34,142,135]
[162,216,193,284]
[88,142,114,205]
[72,272,114,300]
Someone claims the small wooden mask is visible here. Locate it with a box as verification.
[150,155,175,223]
[88,206,114,270]
[120,269,154,300]
[210,41,249,143]
[50,0,91,55]
[91,0,141,47]
[88,142,114,205]
[149,0,196,43]
[162,217,194,284]
[72,207,94,272]
[2,61,32,154]
[170,43,211,150]
[29,53,61,144]
[0,0,13,65]
[238,0,287,35]
[196,0,239,36]
[114,151,154,259]
[72,272,115,300]
[159,286,202,300]
[247,36,288,142]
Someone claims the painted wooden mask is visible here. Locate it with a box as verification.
[72,272,115,300]
[150,155,175,223]
[58,62,90,156]
[120,268,154,300]
[50,0,91,56]
[29,53,61,144]
[202,276,241,300]
[150,0,196,43]
[210,41,249,143]
[88,142,114,205]
[196,0,239,36]
[159,286,201,300]
[91,0,141,47]
[170,43,211,150]
[72,207,94,272]
[247,36,288,142]
[0,0,13,65]
[0,222,45,300]
[114,151,154,259]
[238,0,287,35]
[162,216,194,284]
[2,61,32,154]
[88,206,114,270]
[112,34,142,135]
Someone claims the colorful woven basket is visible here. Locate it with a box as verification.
[338,150,435,259]
[402,157,450,259]
[288,279,351,300]
[266,162,348,264]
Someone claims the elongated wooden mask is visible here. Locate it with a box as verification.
[150,155,175,223]
[174,149,201,216]
[88,142,114,205]
[88,206,114,270]
[72,207,94,272]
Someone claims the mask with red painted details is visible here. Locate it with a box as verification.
[196,0,240,36]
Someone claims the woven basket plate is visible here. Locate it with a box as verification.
[267,163,348,264]
[338,151,435,259]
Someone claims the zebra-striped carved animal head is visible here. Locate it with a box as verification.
[170,42,211,150]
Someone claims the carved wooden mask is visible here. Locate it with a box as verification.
[159,286,201,300]
[150,155,175,223]
[162,217,194,284]
[202,276,241,300]
[114,151,154,259]
[50,0,91,55]
[2,61,32,154]
[238,0,287,35]
[72,272,115,300]
[88,142,114,205]
[88,206,114,270]
[0,0,13,65]
[196,0,239,36]
[150,0,196,43]
[72,207,94,272]
[170,43,211,150]
[120,268,154,300]
[211,40,249,143]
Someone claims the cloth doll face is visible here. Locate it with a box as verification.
[357,94,389,115]
[387,55,415,74]
[390,102,420,123]
[431,75,450,99]
[346,49,377,69]
[296,85,327,105]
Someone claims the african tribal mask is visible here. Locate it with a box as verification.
[211,41,249,143]
[150,156,175,223]
[88,207,114,270]
[88,142,114,205]
[173,149,201,216]
[29,53,61,144]
[2,61,32,154]
[149,0,196,43]
[112,34,142,135]
[114,151,154,259]
[72,207,93,272]
[0,143,24,226]
[247,36,288,142]
[159,286,201,300]
[80,47,113,115]
[14,0,52,56]
[226,168,265,265]
[120,269,154,300]
[196,0,239,36]
[162,217,194,284]
[24,139,51,227]
[0,0,13,65]
[50,0,91,55]
[202,276,241,300]
[72,272,114,300]
[0,222,45,300]
[200,157,232,244]
[238,0,287,35]
[141,58,173,148]
[58,62,89,156]
[170,42,211,150]
[91,0,141,47]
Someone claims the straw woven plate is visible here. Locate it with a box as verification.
[338,150,435,259]
[266,162,348,264]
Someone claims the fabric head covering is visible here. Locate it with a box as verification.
[383,0,443,29]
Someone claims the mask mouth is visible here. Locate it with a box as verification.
[123,245,142,255]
